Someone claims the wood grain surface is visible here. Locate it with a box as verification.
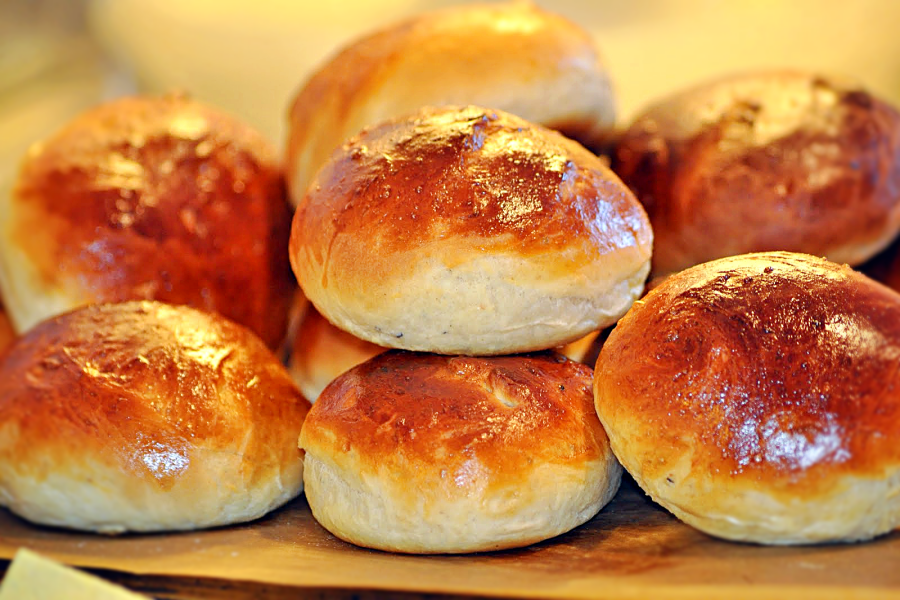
[1,477,899,599]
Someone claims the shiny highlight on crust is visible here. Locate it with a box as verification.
[614,71,900,277]
[0,300,309,495]
[6,94,294,348]
[597,252,900,486]
[296,107,645,262]
[305,351,607,488]
[288,104,652,355]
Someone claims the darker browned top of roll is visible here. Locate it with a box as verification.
[0,301,310,490]
[303,350,607,488]
[291,105,649,279]
[595,252,900,491]
[12,94,294,347]
[613,71,900,276]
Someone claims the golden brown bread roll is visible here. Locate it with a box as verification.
[287,305,384,402]
[0,94,294,348]
[614,71,900,278]
[0,301,310,534]
[290,105,652,356]
[594,251,900,544]
[285,1,616,205]
[300,350,621,553]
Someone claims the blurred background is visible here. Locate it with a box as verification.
[2,0,899,185]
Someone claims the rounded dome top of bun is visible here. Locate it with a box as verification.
[0,94,294,347]
[290,105,652,355]
[614,71,900,277]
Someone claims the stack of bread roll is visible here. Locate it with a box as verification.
[284,1,900,552]
[280,2,665,554]
[289,100,651,552]
[285,0,619,402]
[1,0,900,556]
[0,94,310,533]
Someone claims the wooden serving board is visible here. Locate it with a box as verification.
[1,478,898,599]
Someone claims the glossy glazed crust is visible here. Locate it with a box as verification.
[614,71,900,277]
[290,105,652,355]
[0,94,294,347]
[287,305,383,402]
[285,1,616,205]
[300,350,621,553]
[594,251,900,543]
[0,301,311,533]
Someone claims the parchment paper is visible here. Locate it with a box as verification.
[1,480,898,599]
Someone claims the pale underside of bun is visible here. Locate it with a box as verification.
[286,306,599,403]
[618,444,900,545]
[302,247,649,356]
[0,434,301,534]
[0,179,74,336]
[303,447,621,554]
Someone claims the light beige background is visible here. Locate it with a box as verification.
[2,0,899,174]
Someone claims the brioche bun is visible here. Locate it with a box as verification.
[0,301,310,534]
[614,71,900,278]
[301,350,621,553]
[0,94,294,347]
[289,105,652,356]
[594,251,900,544]
[285,1,616,204]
